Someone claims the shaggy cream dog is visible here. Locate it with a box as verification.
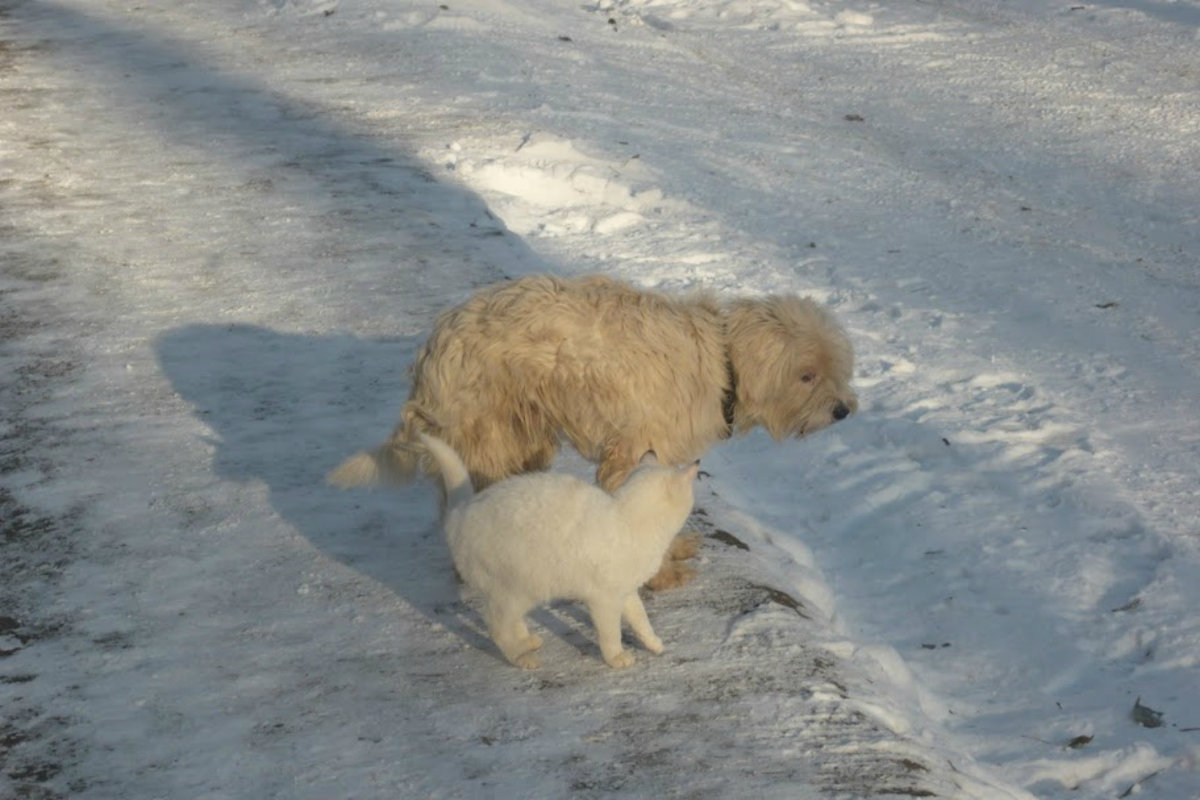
[330,274,857,588]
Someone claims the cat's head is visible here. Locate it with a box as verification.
[624,451,701,512]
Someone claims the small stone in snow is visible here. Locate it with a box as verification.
[1131,697,1164,728]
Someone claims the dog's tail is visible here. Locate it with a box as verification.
[326,440,421,488]
[415,432,475,510]
[326,404,433,489]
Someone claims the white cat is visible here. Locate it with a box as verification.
[419,433,699,669]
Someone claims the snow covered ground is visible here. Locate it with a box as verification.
[2,0,1198,797]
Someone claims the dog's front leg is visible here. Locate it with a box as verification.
[596,458,635,494]
[596,439,643,492]
[644,546,697,591]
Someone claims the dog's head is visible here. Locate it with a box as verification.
[726,295,857,440]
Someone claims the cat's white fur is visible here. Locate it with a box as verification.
[420,433,699,669]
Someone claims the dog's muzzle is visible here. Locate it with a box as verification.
[832,402,851,421]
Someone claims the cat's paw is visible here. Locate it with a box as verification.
[604,650,634,669]
[514,651,541,670]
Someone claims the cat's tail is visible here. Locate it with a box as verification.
[415,432,475,509]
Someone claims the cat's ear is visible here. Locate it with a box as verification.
[638,450,659,466]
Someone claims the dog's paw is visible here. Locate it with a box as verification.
[643,636,664,655]
[645,561,696,592]
[604,650,635,669]
[668,532,702,561]
[521,634,544,652]
[513,651,541,670]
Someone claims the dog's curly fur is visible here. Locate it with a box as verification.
[329,274,857,588]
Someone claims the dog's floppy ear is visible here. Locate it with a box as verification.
[725,298,801,438]
[638,450,659,466]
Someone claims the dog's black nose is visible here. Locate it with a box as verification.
[832,402,850,421]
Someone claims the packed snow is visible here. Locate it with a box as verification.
[2,0,1198,797]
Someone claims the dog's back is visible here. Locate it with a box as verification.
[402,275,728,489]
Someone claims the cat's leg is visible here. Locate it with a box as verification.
[586,598,633,668]
[483,597,542,669]
[512,616,543,654]
[621,593,664,655]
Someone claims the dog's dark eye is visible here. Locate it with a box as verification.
[800,373,815,384]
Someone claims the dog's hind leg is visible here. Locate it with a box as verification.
[452,414,559,490]
[517,440,556,475]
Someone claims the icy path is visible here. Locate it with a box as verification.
[3,0,1199,798]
